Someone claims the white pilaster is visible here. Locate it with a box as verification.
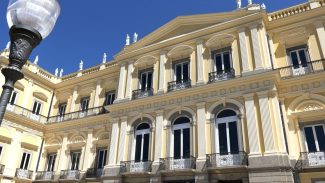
[154,110,164,162]
[70,86,78,112]
[117,117,128,163]
[158,51,167,94]
[243,94,260,155]
[196,102,207,160]
[196,40,205,85]
[3,129,22,177]
[260,26,272,69]
[22,80,33,108]
[125,61,134,99]
[57,134,68,171]
[93,80,102,107]
[257,91,276,153]
[250,24,263,70]
[314,21,325,58]
[108,118,120,165]
[238,28,250,72]
[82,129,93,171]
[117,62,127,100]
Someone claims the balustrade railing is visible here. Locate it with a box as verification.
[16,169,33,179]
[48,106,108,123]
[86,168,103,178]
[120,161,152,173]
[277,59,325,79]
[208,69,235,83]
[206,152,248,168]
[168,79,191,92]
[296,151,325,169]
[6,104,47,123]
[160,156,196,171]
[35,171,55,180]
[132,88,154,100]
[60,170,80,180]
[0,164,4,174]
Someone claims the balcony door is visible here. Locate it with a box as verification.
[96,149,107,169]
[58,103,67,121]
[173,117,191,159]
[215,109,242,166]
[20,152,31,170]
[31,100,42,120]
[139,70,153,91]
[288,46,310,76]
[46,154,57,171]
[70,151,81,170]
[213,50,232,74]
[134,123,150,162]
[7,91,18,111]
[174,61,189,82]
[303,124,325,166]
[80,97,90,117]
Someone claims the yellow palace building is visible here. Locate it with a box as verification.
[0,0,324,182]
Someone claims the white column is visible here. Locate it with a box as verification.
[93,80,102,107]
[260,26,272,69]
[196,40,205,85]
[250,24,263,70]
[117,62,127,100]
[108,118,120,165]
[117,117,128,163]
[154,110,164,162]
[238,28,250,72]
[125,61,134,99]
[314,21,325,58]
[82,129,93,171]
[243,94,260,155]
[22,79,33,108]
[57,134,68,171]
[70,86,78,112]
[3,129,22,177]
[158,51,167,94]
[257,91,276,153]
[196,102,207,160]
[267,33,276,68]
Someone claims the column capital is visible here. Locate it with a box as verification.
[249,23,263,29]
[314,20,324,28]
[238,27,247,33]
[196,102,206,108]
[196,39,205,45]
[121,116,128,122]
[243,93,255,100]
[128,60,135,64]
[160,50,168,55]
[119,61,127,66]
[156,110,164,116]
[87,129,93,134]
[112,117,119,123]
[256,91,269,98]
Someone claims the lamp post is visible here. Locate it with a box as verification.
[0,0,61,124]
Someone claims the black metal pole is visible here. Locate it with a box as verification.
[0,25,42,125]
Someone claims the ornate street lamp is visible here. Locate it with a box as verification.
[0,0,61,124]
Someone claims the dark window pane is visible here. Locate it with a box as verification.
[111,94,115,104]
[20,153,26,169]
[106,94,112,105]
[32,102,37,114]
[215,54,222,72]
[137,123,150,130]
[219,123,228,155]
[143,134,150,161]
[103,150,107,167]
[183,128,190,158]
[223,52,231,72]
[135,135,142,162]
[298,50,308,66]
[229,122,239,154]
[174,130,181,159]
[98,151,104,168]
[76,153,80,170]
[36,103,41,115]
[141,73,147,90]
[315,126,325,151]
[304,127,317,152]
[174,117,190,125]
[52,155,56,171]
[183,63,189,81]
[147,72,153,89]
[217,110,236,118]
[47,156,53,171]
[24,154,30,169]
[10,92,17,105]
[176,65,182,81]
[290,52,299,68]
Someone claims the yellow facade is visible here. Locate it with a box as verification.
[0,1,324,183]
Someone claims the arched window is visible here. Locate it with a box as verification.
[134,123,150,162]
[173,117,191,159]
[215,109,240,155]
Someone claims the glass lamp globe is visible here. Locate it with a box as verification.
[7,0,61,39]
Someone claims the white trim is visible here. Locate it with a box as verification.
[171,118,192,158]
[132,123,151,161]
[212,50,232,72]
[174,61,190,81]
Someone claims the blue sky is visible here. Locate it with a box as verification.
[0,0,306,75]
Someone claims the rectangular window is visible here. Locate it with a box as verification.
[139,70,153,91]
[58,103,67,117]
[20,152,31,170]
[70,151,81,170]
[9,91,18,105]
[80,97,90,112]
[46,154,57,171]
[96,149,107,169]
[32,101,42,115]
[304,124,325,152]
[288,46,309,68]
[213,49,232,73]
[174,61,189,82]
[104,92,115,106]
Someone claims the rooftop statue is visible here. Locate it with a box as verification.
[248,0,252,5]
[237,0,242,9]
[126,34,130,46]
[59,68,63,77]
[34,55,39,65]
[55,68,58,76]
[5,42,10,50]
[103,53,107,63]
[79,60,84,71]
[133,32,138,43]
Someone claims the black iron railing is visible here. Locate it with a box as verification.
[206,152,248,168]
[168,79,191,92]
[86,168,103,178]
[277,59,325,79]
[208,69,235,83]
[160,156,196,170]
[0,164,5,174]
[120,160,152,173]
[16,169,33,179]
[60,170,80,180]
[48,106,108,123]
[295,151,325,169]
[6,104,47,123]
[35,171,55,180]
[132,88,154,100]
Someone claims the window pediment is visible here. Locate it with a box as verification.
[167,45,193,59]
[134,55,157,68]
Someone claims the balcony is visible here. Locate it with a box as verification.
[48,106,108,123]
[59,170,80,180]
[35,171,54,181]
[120,161,152,173]
[6,104,47,123]
[132,88,154,100]
[168,79,191,92]
[86,168,103,178]
[16,169,33,180]
[277,59,325,79]
[296,151,325,169]
[0,164,4,174]
[208,69,235,83]
[206,152,248,169]
[160,156,196,171]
